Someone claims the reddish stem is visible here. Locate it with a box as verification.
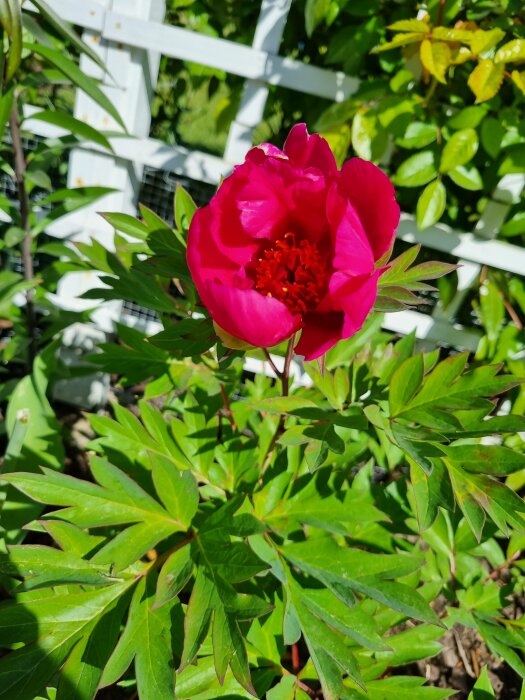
[292,643,300,672]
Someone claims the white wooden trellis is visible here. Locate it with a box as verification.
[15,0,525,399]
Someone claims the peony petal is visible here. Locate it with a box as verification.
[340,158,400,262]
[187,204,240,288]
[284,123,337,177]
[203,281,301,348]
[297,271,380,360]
[246,143,287,162]
[294,311,344,361]
[337,270,381,338]
[327,184,375,277]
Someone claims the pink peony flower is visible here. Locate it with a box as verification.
[186,124,400,361]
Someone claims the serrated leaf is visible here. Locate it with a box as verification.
[511,70,525,96]
[432,26,474,43]
[420,39,451,84]
[470,28,505,56]
[416,179,446,229]
[440,128,478,173]
[468,59,504,103]
[389,19,430,32]
[372,32,425,53]
[495,38,525,64]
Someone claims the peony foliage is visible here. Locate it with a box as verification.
[0,2,525,700]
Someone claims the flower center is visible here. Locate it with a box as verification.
[253,233,329,315]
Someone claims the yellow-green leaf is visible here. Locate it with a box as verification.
[420,39,451,83]
[450,46,473,65]
[2,0,22,82]
[495,39,525,64]
[467,59,504,103]
[447,164,483,190]
[371,32,424,53]
[432,26,474,44]
[440,128,478,173]
[388,19,430,33]
[321,124,351,168]
[351,109,387,162]
[416,180,446,230]
[511,70,525,96]
[470,28,505,56]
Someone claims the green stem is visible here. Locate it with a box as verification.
[260,334,296,472]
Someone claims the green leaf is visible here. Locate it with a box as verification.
[24,43,126,131]
[494,38,525,64]
[0,545,117,590]
[393,151,438,187]
[100,576,178,698]
[281,539,438,625]
[301,587,389,651]
[25,110,113,151]
[148,318,216,357]
[2,0,22,82]
[154,545,193,609]
[134,576,177,700]
[447,164,483,190]
[150,454,199,529]
[55,592,129,700]
[296,602,363,692]
[179,567,215,668]
[448,106,487,130]
[351,109,387,162]
[0,581,133,700]
[305,0,330,37]
[396,122,438,149]
[389,354,424,416]
[0,83,14,142]
[440,128,478,173]
[468,666,495,699]
[175,185,197,236]
[468,59,504,103]
[1,460,183,531]
[100,212,149,239]
[498,144,525,175]
[444,444,525,476]
[416,179,447,229]
[30,0,108,73]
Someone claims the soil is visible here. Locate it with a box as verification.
[399,624,522,699]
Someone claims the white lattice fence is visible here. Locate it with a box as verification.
[18,0,525,392]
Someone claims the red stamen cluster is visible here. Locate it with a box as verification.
[254,233,329,315]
